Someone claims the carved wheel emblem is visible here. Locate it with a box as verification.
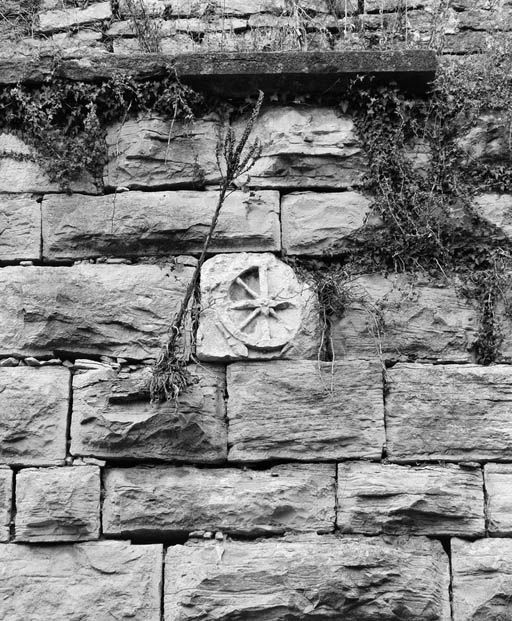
[221,264,301,350]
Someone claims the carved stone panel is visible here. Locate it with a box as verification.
[196,253,320,361]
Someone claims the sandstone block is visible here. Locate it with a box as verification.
[281,191,372,254]
[0,133,99,194]
[234,107,367,189]
[0,194,40,262]
[227,360,384,462]
[0,541,162,620]
[71,365,227,463]
[37,2,111,33]
[15,466,100,542]
[337,461,484,536]
[165,535,450,620]
[386,364,512,462]
[0,467,12,542]
[484,463,512,536]
[103,463,334,538]
[331,273,477,362]
[104,114,222,190]
[452,538,512,621]
[0,367,69,466]
[42,190,280,259]
[197,252,320,361]
[0,261,195,359]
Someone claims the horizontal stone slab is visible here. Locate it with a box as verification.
[386,364,512,462]
[234,107,367,190]
[0,194,40,262]
[71,365,227,463]
[337,461,485,536]
[15,466,100,542]
[0,467,12,542]
[0,541,162,620]
[484,463,512,536]
[104,114,222,190]
[103,463,335,538]
[0,260,195,359]
[42,190,280,259]
[331,273,478,362]
[37,2,111,33]
[452,538,512,621]
[227,360,385,462]
[165,535,450,620]
[0,367,69,466]
[281,191,373,254]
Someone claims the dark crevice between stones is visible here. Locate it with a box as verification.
[9,470,16,542]
[64,370,73,462]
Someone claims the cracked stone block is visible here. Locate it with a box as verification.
[386,364,512,462]
[71,365,227,463]
[0,541,162,620]
[484,463,512,536]
[0,367,69,466]
[165,535,450,620]
[103,463,334,538]
[227,360,385,462]
[15,466,100,542]
[452,538,512,621]
[337,461,485,536]
[104,114,223,190]
[42,190,280,259]
[331,273,478,362]
[233,107,367,190]
[0,195,40,262]
[0,260,195,359]
[0,467,12,542]
[197,252,320,361]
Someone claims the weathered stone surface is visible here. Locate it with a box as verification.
[165,535,450,620]
[452,538,512,621]
[234,107,367,189]
[71,365,227,463]
[15,466,100,542]
[0,368,69,466]
[197,253,320,361]
[37,2,111,33]
[42,190,280,259]
[484,463,512,536]
[227,360,384,462]
[386,364,512,462]
[0,468,12,542]
[0,194,40,262]
[103,463,334,538]
[112,35,199,55]
[331,273,477,362]
[0,133,99,194]
[0,541,162,620]
[473,193,512,238]
[104,114,222,190]
[281,191,373,254]
[458,112,509,162]
[0,261,195,359]
[337,461,484,536]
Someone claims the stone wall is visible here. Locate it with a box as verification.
[2,2,512,620]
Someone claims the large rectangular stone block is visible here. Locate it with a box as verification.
[331,273,477,362]
[104,115,222,190]
[37,2,111,33]
[234,107,367,189]
[71,365,227,463]
[227,360,385,462]
[0,261,195,359]
[452,538,512,621]
[0,541,162,620]
[386,364,512,462]
[484,463,512,536]
[0,367,69,466]
[165,535,450,620]
[337,461,485,536]
[103,463,334,538]
[15,466,100,542]
[0,195,40,262]
[42,190,280,259]
[0,467,12,542]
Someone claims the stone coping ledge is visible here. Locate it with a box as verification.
[0,50,437,93]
